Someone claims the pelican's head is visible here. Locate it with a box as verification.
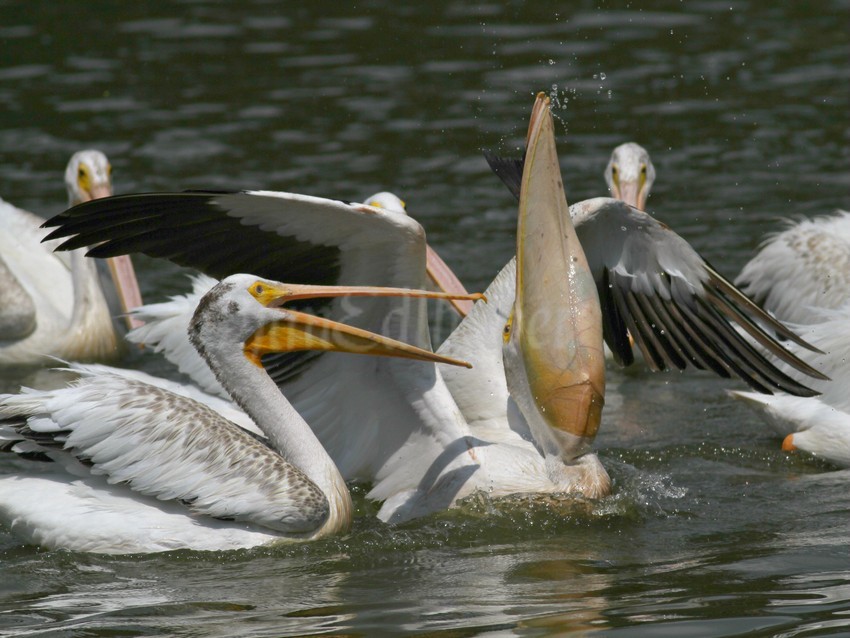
[364,191,407,215]
[604,142,655,210]
[190,273,483,369]
[503,94,608,495]
[62,150,143,330]
[65,150,113,205]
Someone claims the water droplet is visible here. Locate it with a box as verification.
[548,59,555,65]
[599,72,606,80]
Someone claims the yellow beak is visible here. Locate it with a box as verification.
[511,93,606,456]
[244,281,484,368]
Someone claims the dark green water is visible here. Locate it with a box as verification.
[1,1,848,635]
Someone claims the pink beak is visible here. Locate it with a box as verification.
[425,245,474,317]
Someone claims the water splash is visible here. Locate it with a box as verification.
[548,83,577,112]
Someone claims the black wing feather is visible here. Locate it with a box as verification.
[44,192,342,286]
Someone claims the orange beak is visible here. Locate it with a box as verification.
[244,280,485,368]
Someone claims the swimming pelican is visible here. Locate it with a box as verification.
[604,142,656,211]
[735,210,850,325]
[0,275,479,552]
[0,150,143,368]
[42,95,825,523]
[731,211,850,464]
[732,303,850,467]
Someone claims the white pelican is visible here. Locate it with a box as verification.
[0,275,480,552]
[604,142,656,211]
[732,304,850,467]
[380,93,610,518]
[735,210,850,325]
[0,150,143,368]
[42,96,824,522]
[485,141,655,212]
[731,211,850,463]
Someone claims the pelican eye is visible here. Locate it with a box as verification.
[502,313,514,343]
[107,164,113,176]
[77,164,91,191]
[640,163,647,175]
[251,281,288,307]
[248,282,268,301]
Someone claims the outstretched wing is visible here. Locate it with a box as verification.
[41,189,466,484]
[43,190,427,289]
[43,189,433,384]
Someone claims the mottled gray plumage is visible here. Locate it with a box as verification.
[0,275,359,552]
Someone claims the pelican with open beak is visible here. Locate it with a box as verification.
[0,275,480,553]
[502,93,608,492]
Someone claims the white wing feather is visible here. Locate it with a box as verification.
[0,475,285,553]
[735,211,850,324]
[437,261,515,436]
[0,369,327,534]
